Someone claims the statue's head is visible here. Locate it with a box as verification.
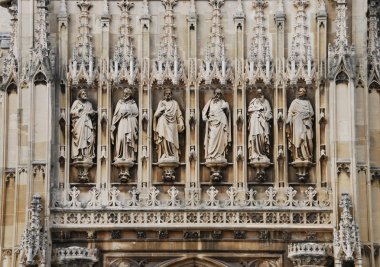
[164,89,173,101]
[123,88,133,100]
[77,89,88,101]
[213,89,223,100]
[257,88,264,99]
[297,87,307,98]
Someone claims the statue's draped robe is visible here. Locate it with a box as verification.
[111,99,138,161]
[154,100,185,160]
[202,99,231,160]
[286,98,314,161]
[248,98,272,160]
[70,100,96,160]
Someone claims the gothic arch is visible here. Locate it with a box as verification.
[159,256,230,267]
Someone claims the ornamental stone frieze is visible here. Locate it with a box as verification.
[52,246,98,267]
[288,243,333,267]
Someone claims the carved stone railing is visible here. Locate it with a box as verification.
[288,243,332,267]
[52,186,332,210]
[51,210,332,230]
[52,246,98,266]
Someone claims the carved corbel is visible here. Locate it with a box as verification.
[370,168,380,181]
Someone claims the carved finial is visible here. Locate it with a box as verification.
[152,0,185,84]
[58,0,67,18]
[288,0,314,84]
[19,194,48,266]
[199,0,231,84]
[247,0,271,85]
[234,0,245,19]
[328,0,355,80]
[334,193,362,262]
[112,0,138,84]
[69,0,96,85]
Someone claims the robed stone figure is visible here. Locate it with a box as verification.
[111,88,138,162]
[202,89,231,161]
[248,89,272,162]
[286,87,314,161]
[154,89,185,161]
[70,89,96,161]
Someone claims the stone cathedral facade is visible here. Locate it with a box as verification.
[0,0,379,266]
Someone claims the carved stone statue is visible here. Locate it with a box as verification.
[70,89,96,161]
[286,87,314,162]
[202,89,231,182]
[111,88,138,162]
[202,89,231,161]
[154,89,185,162]
[248,89,272,162]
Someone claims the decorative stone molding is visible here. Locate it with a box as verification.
[287,0,314,85]
[111,0,138,85]
[328,0,355,80]
[246,0,272,85]
[32,161,46,178]
[52,246,98,266]
[199,0,232,84]
[333,193,362,263]
[336,161,350,174]
[68,0,96,85]
[288,243,332,267]
[18,194,48,266]
[370,167,380,181]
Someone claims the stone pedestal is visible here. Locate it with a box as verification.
[72,159,93,183]
[157,157,180,182]
[205,158,228,182]
[113,160,134,183]
[249,157,271,182]
[290,160,313,182]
